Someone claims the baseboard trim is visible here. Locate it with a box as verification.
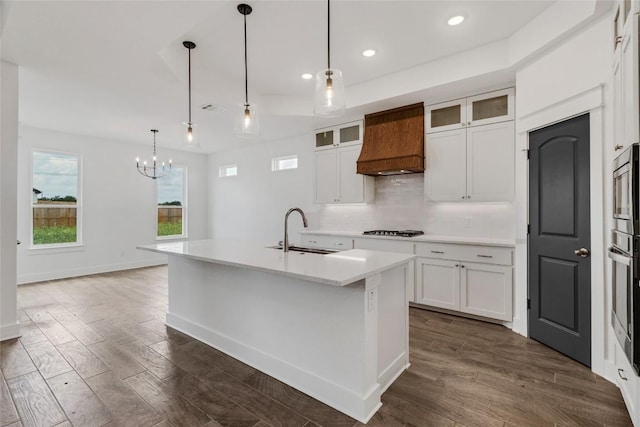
[0,321,20,341]
[17,259,167,284]
[166,311,380,423]
[378,352,409,394]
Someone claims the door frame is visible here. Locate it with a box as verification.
[514,84,606,378]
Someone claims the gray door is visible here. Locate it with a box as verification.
[529,113,591,367]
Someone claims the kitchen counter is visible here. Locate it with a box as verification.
[300,229,516,247]
[137,239,413,423]
[138,239,414,286]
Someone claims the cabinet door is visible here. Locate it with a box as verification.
[415,258,460,310]
[460,262,512,321]
[337,145,365,203]
[621,16,639,147]
[315,127,336,151]
[425,129,467,201]
[314,150,338,203]
[466,88,514,127]
[425,98,467,133]
[337,120,363,147]
[466,121,514,202]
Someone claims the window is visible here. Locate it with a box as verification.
[32,151,81,247]
[271,155,298,172]
[157,167,186,238]
[219,164,238,177]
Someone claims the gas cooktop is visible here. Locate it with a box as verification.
[362,230,424,237]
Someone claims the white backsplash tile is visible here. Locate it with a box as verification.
[315,174,515,239]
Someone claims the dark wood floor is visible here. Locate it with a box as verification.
[0,266,632,427]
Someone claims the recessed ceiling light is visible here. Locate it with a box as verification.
[362,49,376,57]
[301,73,313,80]
[448,15,465,26]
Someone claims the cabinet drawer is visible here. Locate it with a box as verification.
[615,341,637,419]
[415,242,513,266]
[301,235,352,251]
[353,238,414,254]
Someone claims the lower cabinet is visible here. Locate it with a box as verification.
[615,341,638,425]
[415,242,513,322]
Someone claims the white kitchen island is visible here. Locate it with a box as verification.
[138,239,415,423]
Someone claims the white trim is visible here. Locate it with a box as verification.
[0,321,20,341]
[30,148,83,248]
[515,83,606,376]
[17,258,166,285]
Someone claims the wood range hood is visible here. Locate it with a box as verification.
[357,103,424,176]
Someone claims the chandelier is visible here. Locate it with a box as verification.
[136,129,172,180]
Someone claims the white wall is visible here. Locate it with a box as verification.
[17,126,209,284]
[1,61,20,340]
[208,135,318,244]
[514,15,612,377]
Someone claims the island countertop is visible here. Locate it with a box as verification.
[138,239,415,287]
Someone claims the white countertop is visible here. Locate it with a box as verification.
[300,230,516,247]
[137,239,415,287]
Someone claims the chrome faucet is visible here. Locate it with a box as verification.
[284,208,308,252]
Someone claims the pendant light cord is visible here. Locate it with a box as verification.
[188,47,192,124]
[244,12,249,106]
[152,131,157,156]
[327,0,331,71]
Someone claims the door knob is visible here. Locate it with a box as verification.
[574,248,590,257]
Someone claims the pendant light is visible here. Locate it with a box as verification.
[182,41,199,148]
[136,130,172,180]
[235,3,259,137]
[314,0,346,116]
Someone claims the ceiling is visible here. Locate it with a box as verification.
[1,1,555,153]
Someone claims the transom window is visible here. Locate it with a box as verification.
[272,155,298,172]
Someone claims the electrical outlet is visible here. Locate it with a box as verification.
[464,216,472,228]
[368,289,375,312]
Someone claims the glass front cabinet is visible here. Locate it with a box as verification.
[425,88,515,133]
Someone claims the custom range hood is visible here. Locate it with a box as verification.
[357,103,424,176]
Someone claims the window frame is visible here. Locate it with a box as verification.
[219,164,238,178]
[30,149,83,250]
[156,165,187,240]
[271,155,298,172]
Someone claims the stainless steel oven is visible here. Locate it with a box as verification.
[610,230,635,365]
[613,144,638,234]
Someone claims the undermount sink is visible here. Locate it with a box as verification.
[268,245,337,255]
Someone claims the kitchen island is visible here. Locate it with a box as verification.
[137,239,415,423]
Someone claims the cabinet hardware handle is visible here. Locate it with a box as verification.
[310,240,317,244]
[336,243,343,246]
[615,144,624,151]
[467,195,471,199]
[616,36,623,44]
[619,368,628,381]
[455,264,459,267]
[16,240,21,245]
[461,122,466,127]
[477,255,493,258]
[461,196,466,199]
[431,250,444,254]
[461,265,465,268]
[467,122,471,126]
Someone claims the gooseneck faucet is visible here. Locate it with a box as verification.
[284,208,308,252]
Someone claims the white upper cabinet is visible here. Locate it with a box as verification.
[314,120,373,204]
[425,88,514,133]
[426,121,515,202]
[315,120,363,150]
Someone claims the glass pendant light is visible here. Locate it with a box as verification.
[235,3,259,137]
[314,0,345,116]
[182,41,199,148]
[136,129,172,180]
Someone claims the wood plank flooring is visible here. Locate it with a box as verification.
[0,266,632,427]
